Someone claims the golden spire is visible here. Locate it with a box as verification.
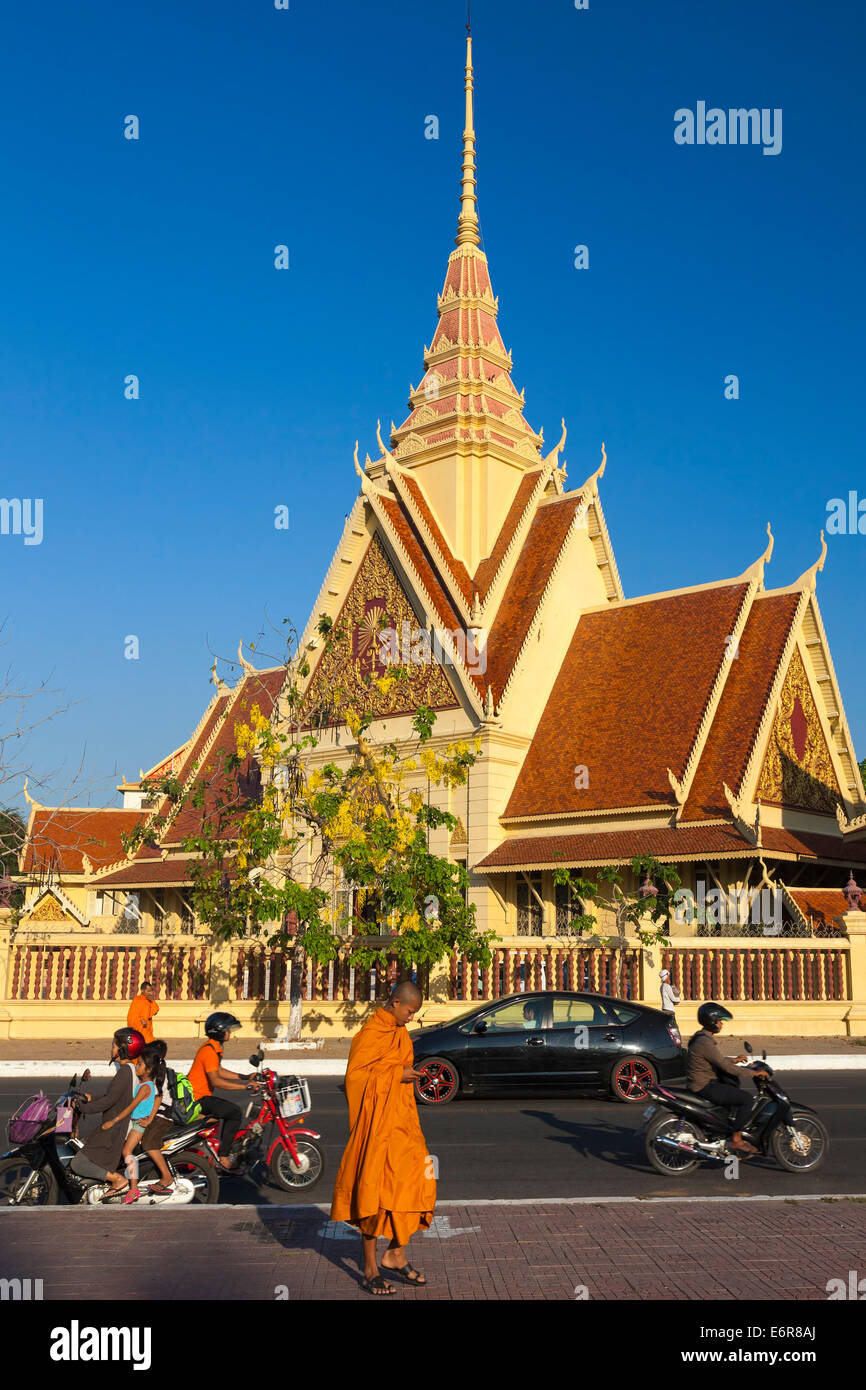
[455,31,480,248]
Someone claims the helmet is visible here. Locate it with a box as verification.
[204,1012,241,1042]
[697,1002,733,1032]
[113,1027,145,1059]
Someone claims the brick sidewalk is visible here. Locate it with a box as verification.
[2,1199,865,1300]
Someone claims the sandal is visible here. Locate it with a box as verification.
[362,1275,396,1296]
[122,1189,140,1204]
[100,1184,129,1203]
[149,1183,174,1196]
[383,1263,426,1286]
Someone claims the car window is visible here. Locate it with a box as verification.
[608,1003,639,1025]
[550,998,610,1028]
[480,998,545,1031]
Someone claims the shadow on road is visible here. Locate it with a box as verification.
[521,1107,660,1174]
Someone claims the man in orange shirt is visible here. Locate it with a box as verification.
[190,1012,260,1171]
[127,981,159,1044]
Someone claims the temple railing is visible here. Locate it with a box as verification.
[6,936,210,1002]
[0,934,853,1008]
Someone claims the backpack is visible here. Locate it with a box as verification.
[165,1067,202,1126]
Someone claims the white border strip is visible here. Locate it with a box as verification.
[2,1055,865,1078]
[1,1193,865,1214]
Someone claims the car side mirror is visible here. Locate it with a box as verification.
[474,1020,488,1035]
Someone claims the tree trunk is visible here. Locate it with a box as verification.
[287,927,306,1042]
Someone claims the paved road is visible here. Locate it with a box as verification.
[3,1071,864,1203]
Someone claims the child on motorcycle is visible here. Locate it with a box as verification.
[137,1041,175,1196]
[102,1049,160,1203]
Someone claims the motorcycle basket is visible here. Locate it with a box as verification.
[276,1076,311,1119]
[8,1092,56,1145]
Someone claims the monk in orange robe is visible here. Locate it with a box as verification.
[331,980,436,1294]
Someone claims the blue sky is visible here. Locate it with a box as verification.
[1,0,864,809]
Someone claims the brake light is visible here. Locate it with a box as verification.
[667,1022,682,1048]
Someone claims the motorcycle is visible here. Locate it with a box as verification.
[192,1049,325,1192]
[0,1070,219,1206]
[640,1042,829,1176]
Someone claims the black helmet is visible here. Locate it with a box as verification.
[113,1027,146,1059]
[204,1011,241,1042]
[697,1002,733,1031]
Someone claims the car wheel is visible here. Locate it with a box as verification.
[610,1056,658,1103]
[414,1057,460,1105]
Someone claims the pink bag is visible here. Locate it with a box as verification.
[8,1092,54,1145]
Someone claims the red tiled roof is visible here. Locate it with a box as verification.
[476,824,759,870]
[377,495,467,643]
[761,826,866,865]
[787,888,851,932]
[483,494,587,705]
[399,474,473,603]
[473,470,542,599]
[21,809,145,875]
[684,592,800,820]
[504,583,750,818]
[94,858,198,887]
[162,669,286,845]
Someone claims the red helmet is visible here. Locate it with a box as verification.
[113,1027,145,1059]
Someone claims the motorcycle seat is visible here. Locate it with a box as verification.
[658,1087,723,1109]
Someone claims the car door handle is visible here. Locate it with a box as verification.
[526,1037,544,1047]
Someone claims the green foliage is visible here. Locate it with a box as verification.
[552,854,680,948]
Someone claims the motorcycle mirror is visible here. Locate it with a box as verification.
[249,1051,264,1067]
[82,1068,91,1083]
[743,1042,753,1054]
[762,1049,767,1061]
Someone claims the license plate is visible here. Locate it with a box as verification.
[642,1105,658,1120]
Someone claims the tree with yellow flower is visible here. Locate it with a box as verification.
[124,615,493,1039]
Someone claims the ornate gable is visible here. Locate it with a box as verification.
[304,534,459,719]
[755,645,844,814]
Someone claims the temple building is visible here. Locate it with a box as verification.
[16,36,866,952]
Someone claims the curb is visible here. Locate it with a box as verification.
[0,1058,349,1079]
[1,1192,865,1214]
[2,1054,866,1078]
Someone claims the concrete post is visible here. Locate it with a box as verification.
[843,910,866,1036]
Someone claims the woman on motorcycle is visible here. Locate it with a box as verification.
[68,1027,145,1200]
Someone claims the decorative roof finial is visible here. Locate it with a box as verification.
[794,530,828,593]
[455,32,480,248]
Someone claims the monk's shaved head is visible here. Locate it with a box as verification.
[391,980,423,1006]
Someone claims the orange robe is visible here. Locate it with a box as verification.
[331,1008,436,1245]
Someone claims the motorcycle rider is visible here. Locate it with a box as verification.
[189,1012,260,1171]
[69,1027,145,1199]
[686,1003,768,1157]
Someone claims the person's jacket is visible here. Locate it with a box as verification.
[686,1028,742,1092]
[76,1063,135,1170]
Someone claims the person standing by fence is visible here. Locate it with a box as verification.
[127,980,159,1043]
[659,969,681,1017]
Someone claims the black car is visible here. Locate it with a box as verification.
[411,991,684,1104]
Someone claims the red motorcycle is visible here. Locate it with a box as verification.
[194,1048,325,1193]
